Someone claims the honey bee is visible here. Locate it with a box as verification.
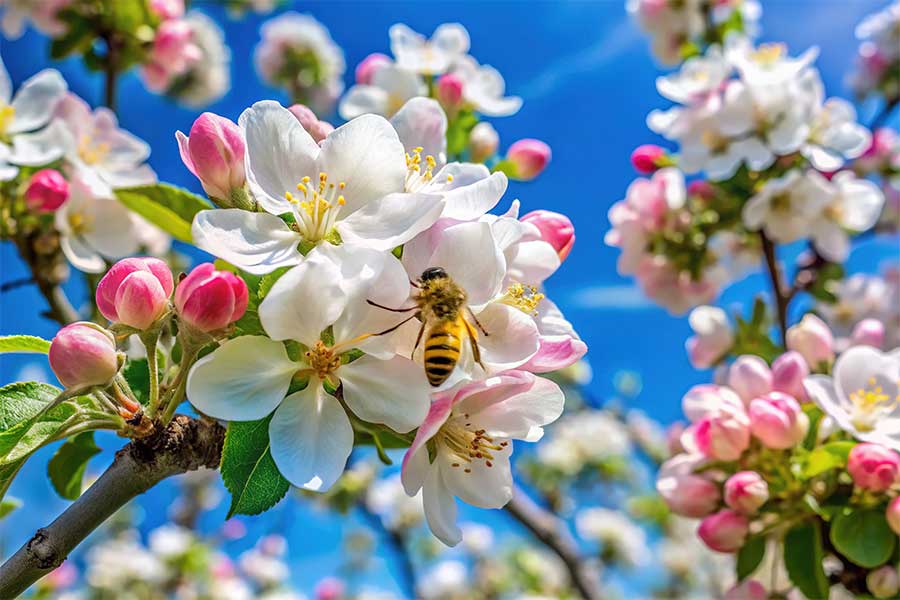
[368,267,488,387]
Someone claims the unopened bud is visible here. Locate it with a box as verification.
[175,263,249,333]
[630,144,667,174]
[24,169,69,212]
[49,323,118,389]
[176,112,246,202]
[468,122,498,163]
[96,257,174,330]
[506,139,551,181]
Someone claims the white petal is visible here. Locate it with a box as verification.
[317,114,406,216]
[338,85,390,120]
[340,355,430,433]
[59,234,105,274]
[82,198,142,259]
[192,209,303,275]
[422,467,461,546]
[186,336,297,421]
[7,120,66,165]
[474,303,541,372]
[0,56,10,103]
[812,222,849,263]
[506,240,560,286]
[9,69,66,134]
[429,221,505,306]
[337,191,444,251]
[240,101,320,215]
[390,97,447,162]
[259,251,346,346]
[269,384,353,492]
[464,374,564,441]
[436,167,506,221]
[439,444,512,509]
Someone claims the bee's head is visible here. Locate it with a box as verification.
[420,266,448,282]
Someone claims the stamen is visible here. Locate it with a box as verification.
[437,419,506,471]
[405,147,439,192]
[0,105,15,135]
[304,340,342,380]
[500,283,545,316]
[285,171,349,243]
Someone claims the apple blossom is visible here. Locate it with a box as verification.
[852,318,886,349]
[96,257,174,330]
[697,509,749,553]
[742,170,829,244]
[801,98,871,171]
[887,497,900,535]
[142,19,202,92]
[847,443,900,492]
[168,12,231,108]
[176,112,246,204]
[656,453,721,518]
[401,371,564,545]
[520,210,575,262]
[685,306,733,369]
[630,144,667,173]
[787,313,835,370]
[505,139,551,181]
[389,23,469,75]
[174,263,249,333]
[724,471,768,514]
[149,0,184,20]
[24,168,68,212]
[728,355,773,404]
[0,0,69,39]
[339,63,426,120]
[188,246,430,492]
[450,54,523,117]
[354,53,391,85]
[693,411,751,460]
[809,171,884,262]
[771,351,809,401]
[748,392,808,449]
[468,121,498,163]
[49,323,119,389]
[805,346,900,450]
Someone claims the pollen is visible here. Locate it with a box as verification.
[0,105,14,135]
[77,134,111,166]
[752,43,786,66]
[305,340,342,380]
[405,146,439,192]
[500,283,545,316]
[439,420,505,470]
[285,171,349,243]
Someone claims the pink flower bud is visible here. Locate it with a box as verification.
[656,455,721,518]
[848,443,900,492]
[728,355,773,404]
[886,497,900,535]
[724,580,767,600]
[355,52,391,85]
[506,139,551,181]
[771,351,809,401]
[786,314,835,370]
[436,73,464,109]
[748,392,808,449]
[698,509,749,553]
[96,257,174,330]
[315,577,346,600]
[520,210,575,261]
[24,168,69,212]
[468,122,499,163]
[176,113,246,200]
[49,323,118,389]
[868,566,900,599]
[288,104,334,143]
[149,0,184,19]
[724,471,769,514]
[694,412,751,461]
[174,263,249,332]
[630,144,666,174]
[685,306,733,369]
[687,180,716,201]
[152,19,199,69]
[851,318,885,349]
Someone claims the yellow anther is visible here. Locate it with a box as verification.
[339,182,346,189]
[447,174,454,183]
[285,191,295,202]
[414,146,423,153]
[501,283,545,316]
[337,195,346,206]
[302,176,311,183]
[0,105,15,134]
[296,183,307,193]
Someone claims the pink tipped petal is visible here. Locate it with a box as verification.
[519,336,587,373]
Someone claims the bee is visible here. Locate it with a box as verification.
[368,267,488,387]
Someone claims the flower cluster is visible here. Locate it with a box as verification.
[848,1,900,105]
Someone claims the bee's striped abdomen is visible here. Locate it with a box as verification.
[424,321,462,386]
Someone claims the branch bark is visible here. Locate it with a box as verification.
[0,415,225,598]
[504,485,603,600]
[759,231,789,343]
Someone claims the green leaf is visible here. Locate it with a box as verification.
[49,17,93,59]
[831,509,897,568]
[221,415,290,518]
[784,521,830,600]
[115,184,210,243]
[0,382,60,431]
[736,535,766,581]
[800,441,856,479]
[0,335,51,354]
[48,432,101,500]
[0,497,21,520]
[258,267,290,301]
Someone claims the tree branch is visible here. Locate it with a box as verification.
[758,231,789,343]
[0,415,225,598]
[504,485,603,600]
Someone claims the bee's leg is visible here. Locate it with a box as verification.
[463,319,486,370]
[409,279,421,288]
[467,307,490,337]
[369,314,418,337]
[412,316,425,354]
[367,299,417,313]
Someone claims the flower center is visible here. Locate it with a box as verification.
[78,134,111,166]
[849,376,900,432]
[701,130,729,153]
[771,192,792,213]
[500,283,544,316]
[439,414,508,472]
[285,172,347,243]
[404,146,452,192]
[68,212,92,235]
[0,105,14,137]
[304,340,342,383]
[751,43,786,67]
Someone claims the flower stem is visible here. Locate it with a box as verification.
[160,348,200,425]
[141,332,161,419]
[759,231,789,344]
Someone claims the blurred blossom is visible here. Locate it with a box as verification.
[365,473,424,531]
[417,561,468,600]
[576,507,650,567]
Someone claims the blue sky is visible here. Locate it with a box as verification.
[1,0,898,595]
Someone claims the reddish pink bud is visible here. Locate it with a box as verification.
[687,180,716,201]
[177,113,246,200]
[436,73,465,109]
[49,323,118,389]
[355,52,391,85]
[149,0,184,19]
[146,19,200,88]
[851,318,885,349]
[656,454,720,518]
[771,351,809,402]
[96,258,174,330]
[787,314,835,370]
[506,139,551,181]
[848,443,900,492]
[24,168,69,212]
[175,263,248,332]
[315,577,346,600]
[886,497,900,535]
[698,509,748,553]
[520,210,575,261]
[724,580,767,600]
[288,104,334,143]
[724,471,769,514]
[728,355,773,404]
[748,392,808,449]
[630,144,666,174]
[694,413,751,461]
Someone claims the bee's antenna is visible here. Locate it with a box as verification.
[367,299,417,313]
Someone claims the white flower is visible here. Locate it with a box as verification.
[401,371,564,545]
[85,534,166,589]
[817,273,892,338]
[366,473,424,531]
[417,561,468,600]
[148,525,194,559]
[802,97,871,171]
[450,55,522,117]
[339,63,426,120]
[726,38,819,88]
[742,170,829,243]
[193,101,443,274]
[55,169,166,273]
[460,522,494,555]
[805,345,900,449]
[575,507,649,567]
[0,0,67,39]
[389,23,470,75]
[239,549,289,588]
[50,93,157,193]
[810,171,884,262]
[856,1,900,60]
[656,47,731,106]
[187,245,430,492]
[686,305,734,369]
[168,12,231,108]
